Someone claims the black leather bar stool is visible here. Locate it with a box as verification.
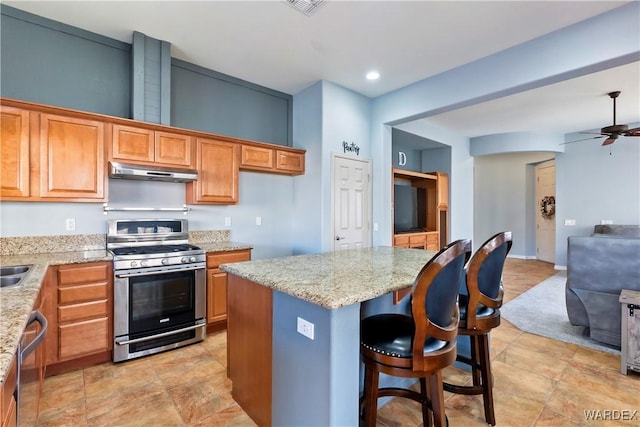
[360,239,472,427]
[443,231,512,426]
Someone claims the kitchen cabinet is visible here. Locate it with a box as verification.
[39,113,106,201]
[240,144,305,175]
[0,357,16,427]
[187,138,239,205]
[111,124,194,168]
[206,249,252,331]
[0,106,31,198]
[45,262,112,368]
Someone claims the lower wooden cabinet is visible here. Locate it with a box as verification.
[0,357,16,427]
[44,262,112,368]
[206,249,252,330]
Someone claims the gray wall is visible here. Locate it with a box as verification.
[473,152,554,258]
[555,131,640,266]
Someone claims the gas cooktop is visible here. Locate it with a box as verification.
[110,244,201,256]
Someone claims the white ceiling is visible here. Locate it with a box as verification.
[4,0,639,138]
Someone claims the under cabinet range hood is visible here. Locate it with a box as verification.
[109,161,198,183]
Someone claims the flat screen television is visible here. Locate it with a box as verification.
[393,184,426,233]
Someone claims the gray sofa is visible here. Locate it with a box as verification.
[565,224,640,347]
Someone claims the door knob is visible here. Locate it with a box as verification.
[335,235,345,240]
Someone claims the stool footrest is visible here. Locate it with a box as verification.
[443,381,484,395]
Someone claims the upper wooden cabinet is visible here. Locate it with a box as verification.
[111,124,194,168]
[187,138,239,204]
[240,144,305,175]
[39,113,106,200]
[0,106,31,198]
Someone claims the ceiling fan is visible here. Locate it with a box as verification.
[570,91,640,146]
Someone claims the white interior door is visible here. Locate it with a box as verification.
[332,155,371,251]
[536,160,556,263]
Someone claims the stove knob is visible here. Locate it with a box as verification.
[130,261,138,268]
[189,256,197,263]
[161,258,169,265]
[181,257,189,264]
[140,260,148,267]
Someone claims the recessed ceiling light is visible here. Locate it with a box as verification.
[366,71,380,81]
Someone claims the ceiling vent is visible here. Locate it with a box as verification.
[283,0,326,16]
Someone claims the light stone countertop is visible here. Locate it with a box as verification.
[0,238,250,386]
[220,246,437,310]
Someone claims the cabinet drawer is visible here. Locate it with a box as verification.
[58,300,108,323]
[58,263,109,285]
[207,250,251,269]
[58,282,108,304]
[58,317,109,360]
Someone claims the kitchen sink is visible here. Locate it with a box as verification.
[0,264,33,288]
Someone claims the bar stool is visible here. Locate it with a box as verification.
[443,231,512,426]
[360,239,472,427]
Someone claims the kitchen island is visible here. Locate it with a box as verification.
[220,246,437,427]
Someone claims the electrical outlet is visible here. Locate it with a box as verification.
[256,216,262,226]
[224,217,232,227]
[564,219,576,226]
[373,223,379,232]
[296,317,314,340]
[65,218,76,231]
[600,220,613,225]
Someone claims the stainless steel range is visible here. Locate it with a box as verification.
[107,219,206,362]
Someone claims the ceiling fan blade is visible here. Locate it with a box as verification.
[562,135,604,145]
[623,126,640,136]
[602,136,617,146]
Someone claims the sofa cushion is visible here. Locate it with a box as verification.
[593,224,640,238]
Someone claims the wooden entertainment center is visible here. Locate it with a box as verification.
[392,168,449,251]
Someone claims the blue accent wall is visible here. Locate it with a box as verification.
[171,59,292,146]
[0,5,131,117]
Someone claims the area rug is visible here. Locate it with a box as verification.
[501,272,620,355]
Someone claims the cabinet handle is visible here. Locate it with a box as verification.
[335,236,346,241]
[20,310,48,361]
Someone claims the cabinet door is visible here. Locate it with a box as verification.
[207,269,228,324]
[187,138,239,204]
[437,172,448,208]
[276,150,305,174]
[112,124,154,163]
[155,131,193,167]
[39,114,105,200]
[58,317,109,360]
[0,106,30,198]
[241,145,274,170]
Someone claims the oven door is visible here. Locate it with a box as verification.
[113,265,206,362]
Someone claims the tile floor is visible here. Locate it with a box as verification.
[37,259,639,427]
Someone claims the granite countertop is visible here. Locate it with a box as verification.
[0,234,251,386]
[220,246,437,310]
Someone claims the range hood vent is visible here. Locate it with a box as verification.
[109,161,198,183]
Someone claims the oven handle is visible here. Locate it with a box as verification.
[115,263,205,278]
[114,322,205,346]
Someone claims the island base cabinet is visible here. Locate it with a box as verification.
[227,274,272,427]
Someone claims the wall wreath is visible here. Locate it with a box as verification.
[540,196,555,219]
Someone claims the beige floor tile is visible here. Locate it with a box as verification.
[188,402,257,427]
[85,377,167,422]
[167,371,236,424]
[38,370,85,413]
[37,399,87,427]
[155,356,226,390]
[83,357,158,398]
[535,407,586,427]
[87,389,184,427]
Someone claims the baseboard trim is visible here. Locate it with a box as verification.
[507,254,537,260]
[554,265,567,270]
